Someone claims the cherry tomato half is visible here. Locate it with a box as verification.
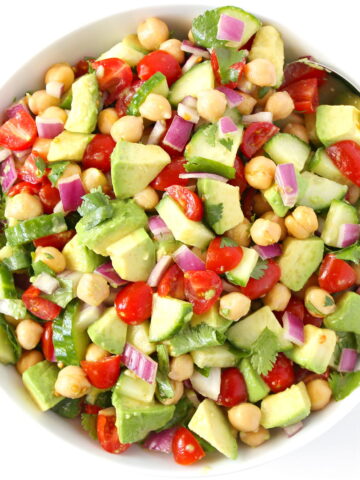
[115,282,153,325]
[172,427,205,465]
[92,58,133,92]
[318,254,356,293]
[210,51,245,88]
[39,184,60,214]
[281,59,327,88]
[97,409,131,454]
[41,321,55,361]
[81,356,121,389]
[326,140,360,187]
[0,108,37,151]
[150,157,188,191]
[184,270,222,315]
[262,353,295,393]
[282,78,319,114]
[217,367,248,407]
[229,156,248,194]
[33,230,75,249]
[114,78,144,115]
[158,264,185,300]
[137,51,182,86]
[239,259,281,300]
[240,122,279,158]
[84,404,103,415]
[165,185,203,221]
[82,134,116,173]
[22,286,61,321]
[206,237,243,274]
[18,153,46,184]
[7,181,41,197]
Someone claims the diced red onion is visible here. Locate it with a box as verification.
[177,103,199,124]
[36,116,64,139]
[0,148,12,162]
[0,155,17,193]
[253,244,282,260]
[122,342,158,384]
[283,312,304,346]
[95,262,128,287]
[337,223,360,248]
[222,279,239,292]
[58,174,85,211]
[242,112,273,125]
[216,86,243,108]
[181,40,210,59]
[190,367,221,400]
[148,216,171,239]
[275,163,298,207]
[6,102,29,119]
[77,303,104,329]
[147,120,167,145]
[147,255,173,287]
[46,81,64,99]
[179,172,228,183]
[143,427,178,454]
[338,348,358,372]
[162,115,193,152]
[216,14,245,43]
[173,245,206,272]
[283,422,303,437]
[33,272,59,295]
[182,96,197,109]
[218,116,238,137]
[182,55,202,74]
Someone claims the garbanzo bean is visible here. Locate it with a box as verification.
[16,320,44,350]
[41,106,67,123]
[35,246,66,273]
[264,283,291,311]
[55,366,91,399]
[110,115,144,143]
[250,218,281,246]
[45,62,75,91]
[240,426,270,447]
[306,379,332,411]
[159,39,185,63]
[137,17,169,50]
[261,211,287,240]
[5,193,43,221]
[133,187,159,210]
[85,343,110,362]
[77,273,110,307]
[285,206,318,239]
[169,355,194,381]
[228,403,261,432]
[28,90,60,115]
[97,108,118,135]
[244,156,276,189]
[220,292,251,321]
[283,122,309,143]
[265,91,294,121]
[58,163,82,184]
[236,92,257,115]
[305,286,336,317]
[81,168,108,193]
[197,89,227,123]
[159,380,184,405]
[245,59,277,87]
[225,219,251,247]
[16,350,44,375]
[139,94,172,121]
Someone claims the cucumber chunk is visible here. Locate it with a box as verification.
[169,61,214,106]
[321,200,358,247]
[127,72,169,115]
[5,213,67,246]
[296,171,348,211]
[225,247,259,287]
[0,314,21,364]
[149,294,193,342]
[264,133,311,171]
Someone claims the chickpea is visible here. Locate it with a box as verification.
[139,94,172,121]
[55,366,91,399]
[220,292,251,321]
[58,162,82,184]
[192,247,207,262]
[197,89,227,123]
[245,59,277,87]
[285,206,318,239]
[283,123,309,143]
[305,286,336,317]
[225,219,251,247]
[137,17,169,50]
[32,137,51,159]
[28,90,60,115]
[346,184,360,204]
[252,194,271,217]
[306,379,332,411]
[85,343,110,362]
[133,187,159,210]
[16,350,44,375]
[5,193,43,221]
[250,218,281,246]
[111,115,144,143]
[35,246,66,273]
[245,156,276,190]
[240,426,270,447]
[159,39,185,63]
[41,106,68,123]
[169,355,194,381]
[286,113,305,125]
[352,264,360,285]
[16,320,44,350]
[97,108,118,135]
[81,168,108,193]
[304,113,320,145]
[228,403,261,432]
[265,91,294,121]
[159,380,184,405]
[261,212,286,240]
[236,92,257,115]
[45,62,75,91]
[77,273,110,307]
[264,283,291,311]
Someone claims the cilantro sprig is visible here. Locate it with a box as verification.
[249,328,279,376]
[250,258,269,280]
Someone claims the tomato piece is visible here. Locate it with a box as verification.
[318,254,356,293]
[206,237,243,274]
[229,156,248,193]
[262,353,295,393]
[210,50,245,88]
[282,59,327,88]
[303,309,322,328]
[92,58,133,92]
[294,365,329,384]
[115,282,153,325]
[150,157,188,191]
[158,264,185,300]
[74,57,94,78]
[22,286,61,321]
[82,134,116,173]
[165,185,203,221]
[18,153,46,184]
[326,140,360,187]
[38,184,60,214]
[172,427,205,465]
[217,367,248,407]
[241,187,256,220]
[282,78,319,113]
[184,270,222,315]
[41,321,55,361]
[81,356,121,389]
[0,108,37,151]
[7,181,41,197]
[210,50,222,85]
[33,230,75,249]
[240,122,279,158]
[137,51,182,86]
[84,404,102,415]
[114,78,144,115]
[239,259,281,300]
[97,409,131,454]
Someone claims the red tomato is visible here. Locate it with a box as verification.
[0,108,37,151]
[282,59,327,87]
[241,187,256,220]
[157,264,185,300]
[318,254,356,293]
[97,409,131,454]
[303,310,322,328]
[7,181,41,197]
[81,356,121,389]
[282,78,319,113]
[206,237,243,274]
[92,58,133,92]
[115,282,153,325]
[150,157,188,191]
[172,427,205,465]
[217,367,248,407]
[184,270,222,314]
[41,321,55,361]
[294,365,329,384]
[18,153,46,184]
[240,122,279,158]
[22,286,61,321]
[229,156,248,193]
[262,353,295,393]
[210,50,245,88]
[38,184,60,214]
[137,51,182,86]
[165,185,203,221]
[82,134,116,173]
[326,140,360,187]
[239,259,281,299]
[84,404,102,415]
[74,57,94,78]
[114,79,144,115]
[285,297,305,321]
[33,230,75,249]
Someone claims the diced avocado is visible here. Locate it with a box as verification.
[22,361,64,411]
[263,185,289,217]
[191,302,232,333]
[260,382,311,428]
[321,200,358,247]
[126,321,156,355]
[5,213,67,246]
[316,105,360,146]
[0,314,21,364]
[296,171,348,211]
[127,72,169,116]
[122,34,149,54]
[59,88,72,109]
[149,293,193,342]
[62,234,104,273]
[76,200,147,256]
[248,25,284,87]
[87,307,127,355]
[169,61,214,106]
[155,237,182,260]
[324,292,360,334]
[111,141,171,199]
[107,228,155,282]
[156,196,214,249]
[308,148,351,185]
[226,247,259,287]
[188,399,238,459]
[48,131,94,162]
[65,73,99,134]
[97,40,145,67]
[286,324,336,374]
[278,237,324,291]
[239,358,270,403]
[197,179,244,234]
[264,133,311,171]
[227,306,292,351]
[116,369,156,404]
[191,344,237,368]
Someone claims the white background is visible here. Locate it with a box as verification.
[1,1,360,479]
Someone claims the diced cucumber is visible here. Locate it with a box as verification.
[321,200,359,247]
[169,61,214,106]
[51,397,82,418]
[126,321,156,355]
[87,307,127,355]
[2,246,31,271]
[127,72,169,116]
[264,133,311,171]
[263,185,289,217]
[5,213,67,246]
[225,247,259,287]
[0,314,21,364]
[308,148,351,185]
[191,303,232,333]
[0,264,17,299]
[296,171,348,211]
[0,299,26,319]
[149,294,193,342]
[191,344,237,368]
[116,370,156,403]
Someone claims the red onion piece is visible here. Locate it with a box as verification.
[46,81,64,99]
[6,102,29,119]
[147,120,167,145]
[148,216,171,239]
[253,243,282,260]
[58,174,85,211]
[179,172,228,183]
[36,117,64,139]
[143,427,178,454]
[218,116,238,136]
[33,272,60,295]
[147,255,173,287]
[177,103,199,124]
[173,245,206,272]
[0,155,17,192]
[242,112,273,125]
[122,342,158,384]
[222,279,239,293]
[95,262,128,287]
[337,223,360,248]
[182,96,197,109]
[216,86,243,108]
[190,367,221,400]
[216,14,245,43]
[338,348,358,372]
[275,163,298,207]
[181,40,210,59]
[182,55,202,74]
[283,312,304,346]
[283,421,303,437]
[0,148,12,162]
[162,115,193,152]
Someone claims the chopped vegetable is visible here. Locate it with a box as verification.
[121,342,158,384]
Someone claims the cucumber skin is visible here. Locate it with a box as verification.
[5,213,67,246]
[0,264,17,299]
[0,314,21,364]
[127,72,167,116]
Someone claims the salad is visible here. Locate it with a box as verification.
[1,4,360,466]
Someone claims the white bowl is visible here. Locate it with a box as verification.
[1,4,359,476]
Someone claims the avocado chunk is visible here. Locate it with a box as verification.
[122,34,149,54]
[263,185,289,217]
[188,399,238,459]
[197,179,244,234]
[155,237,183,260]
[191,344,237,368]
[87,307,127,355]
[239,358,270,403]
[76,199,147,256]
[116,370,156,403]
[296,171,347,211]
[97,38,145,67]
[321,200,358,247]
[127,72,169,116]
[324,292,360,334]
[225,246,259,287]
[260,382,311,428]
[111,141,171,199]
[316,105,360,146]
[107,228,155,282]
[278,237,324,291]
[62,234,104,273]
[126,321,156,355]
[191,302,232,333]
[169,61,214,106]
[65,73,99,134]
[22,361,64,411]
[47,131,94,162]
[0,314,21,364]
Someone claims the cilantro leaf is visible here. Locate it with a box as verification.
[214,47,247,84]
[333,243,360,264]
[220,237,237,248]
[82,205,114,230]
[332,332,356,366]
[249,328,279,375]
[328,371,360,401]
[219,138,234,151]
[48,162,70,186]
[34,157,46,177]
[156,345,174,400]
[250,258,268,280]
[81,413,98,440]
[324,296,335,307]
[258,87,271,99]
[205,203,223,226]
[194,365,211,377]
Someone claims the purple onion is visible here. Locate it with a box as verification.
[283,312,304,346]
[6,102,29,119]
[216,86,243,108]
[242,112,273,125]
[148,216,171,239]
[95,262,128,287]
[275,163,298,207]
[253,244,282,260]
[143,427,178,454]
[147,255,173,287]
[0,155,17,192]
[36,117,64,139]
[337,223,360,248]
[181,40,210,59]
[162,115,193,152]
[46,81,64,99]
[338,348,358,372]
[283,422,303,437]
[122,342,158,384]
[218,116,238,136]
[177,103,199,124]
[173,245,206,272]
[222,279,239,293]
[179,172,228,183]
[147,120,167,145]
[182,55,202,74]
[216,14,245,43]
[58,174,85,211]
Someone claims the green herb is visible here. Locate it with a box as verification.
[249,328,279,375]
[333,332,356,366]
[250,258,268,280]
[156,345,174,400]
[48,162,70,186]
[214,47,247,84]
[324,296,335,307]
[34,157,47,177]
[44,253,54,260]
[78,188,112,217]
[220,237,237,248]
[87,61,95,73]
[81,413,98,440]
[258,87,271,99]
[206,203,223,226]
[32,260,55,277]
[205,124,217,147]
[333,243,360,264]
[219,137,234,151]
[328,371,360,401]
[194,365,211,377]
[168,324,226,356]
[51,398,82,418]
